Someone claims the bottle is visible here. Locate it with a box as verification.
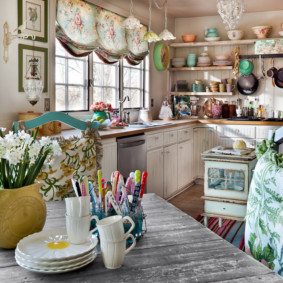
[222,101,229,118]
[257,105,264,118]
[248,101,254,118]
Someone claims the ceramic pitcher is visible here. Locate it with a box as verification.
[205,28,219,38]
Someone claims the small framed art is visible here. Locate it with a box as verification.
[18,0,48,42]
[19,44,48,93]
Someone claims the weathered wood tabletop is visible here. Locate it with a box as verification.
[1,194,282,282]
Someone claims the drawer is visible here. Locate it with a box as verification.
[163,130,177,146]
[256,126,281,139]
[146,133,163,150]
[204,200,247,218]
[218,125,256,139]
[178,127,193,142]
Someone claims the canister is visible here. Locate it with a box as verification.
[18,111,43,136]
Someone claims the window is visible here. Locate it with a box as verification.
[55,39,148,111]
[55,40,88,111]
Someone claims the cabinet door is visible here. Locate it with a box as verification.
[164,144,178,198]
[101,141,117,180]
[193,127,217,179]
[178,139,194,190]
[147,148,164,198]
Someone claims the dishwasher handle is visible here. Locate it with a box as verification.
[118,140,145,148]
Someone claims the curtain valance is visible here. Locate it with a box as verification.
[56,0,149,65]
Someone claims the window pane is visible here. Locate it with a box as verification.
[68,86,87,110]
[55,40,67,56]
[131,69,141,88]
[103,65,117,87]
[123,89,141,108]
[123,67,130,87]
[123,59,140,69]
[55,85,66,111]
[103,88,116,106]
[55,57,65,84]
[68,60,85,85]
[93,63,102,85]
[93,87,102,102]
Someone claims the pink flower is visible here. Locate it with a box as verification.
[74,13,81,26]
[109,24,114,37]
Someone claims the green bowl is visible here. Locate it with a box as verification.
[239,60,254,75]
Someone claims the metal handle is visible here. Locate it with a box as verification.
[119,140,145,148]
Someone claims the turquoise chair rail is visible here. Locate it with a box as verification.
[13,111,98,132]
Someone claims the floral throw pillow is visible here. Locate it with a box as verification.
[36,133,102,201]
[245,150,283,275]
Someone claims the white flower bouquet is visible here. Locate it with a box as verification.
[0,128,62,189]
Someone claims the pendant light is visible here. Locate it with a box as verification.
[122,0,142,29]
[23,39,43,105]
[142,0,161,43]
[159,0,176,41]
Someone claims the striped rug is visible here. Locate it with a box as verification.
[195,215,245,251]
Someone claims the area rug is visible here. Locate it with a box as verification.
[195,215,245,251]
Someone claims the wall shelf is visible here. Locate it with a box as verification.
[169,39,255,48]
[171,92,233,96]
[169,66,233,71]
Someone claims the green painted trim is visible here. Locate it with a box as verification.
[18,44,48,93]
[13,112,99,133]
[18,0,48,43]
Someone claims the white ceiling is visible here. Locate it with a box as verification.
[145,0,283,18]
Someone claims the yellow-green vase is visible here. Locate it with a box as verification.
[0,183,46,249]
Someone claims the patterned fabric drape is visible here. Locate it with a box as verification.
[56,0,148,65]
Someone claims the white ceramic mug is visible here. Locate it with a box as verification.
[65,196,90,217]
[101,233,136,269]
[66,214,96,244]
[92,215,135,242]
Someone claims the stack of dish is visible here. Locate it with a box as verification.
[213,55,233,66]
[15,230,98,274]
[197,53,211,67]
[171,58,186,67]
[210,81,220,92]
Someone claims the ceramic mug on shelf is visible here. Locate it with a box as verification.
[100,233,136,269]
[219,83,226,92]
[226,84,235,92]
[92,215,135,242]
[66,214,97,244]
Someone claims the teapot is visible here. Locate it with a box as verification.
[205,28,219,38]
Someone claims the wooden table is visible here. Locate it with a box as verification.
[1,194,282,282]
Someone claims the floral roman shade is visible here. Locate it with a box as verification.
[56,0,148,65]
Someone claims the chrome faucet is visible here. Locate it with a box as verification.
[118,96,130,122]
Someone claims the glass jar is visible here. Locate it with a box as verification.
[222,102,229,118]
[228,103,236,118]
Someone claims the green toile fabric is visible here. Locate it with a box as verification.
[36,127,103,201]
[56,0,148,65]
[245,135,283,275]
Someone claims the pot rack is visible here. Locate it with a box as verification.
[239,54,283,59]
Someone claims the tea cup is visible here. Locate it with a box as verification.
[65,196,91,217]
[219,83,225,92]
[226,83,235,92]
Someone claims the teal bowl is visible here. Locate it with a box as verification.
[239,60,254,75]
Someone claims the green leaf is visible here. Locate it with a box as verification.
[262,245,275,263]
[259,218,268,236]
[268,262,275,270]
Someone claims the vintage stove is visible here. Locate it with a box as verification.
[201,148,257,227]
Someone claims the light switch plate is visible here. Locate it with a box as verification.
[44,98,50,112]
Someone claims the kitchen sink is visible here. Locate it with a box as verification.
[127,121,173,128]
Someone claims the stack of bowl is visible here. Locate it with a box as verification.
[197,53,211,67]
[172,58,186,67]
[213,55,233,66]
[210,81,220,92]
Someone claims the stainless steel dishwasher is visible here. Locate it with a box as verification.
[117,134,147,180]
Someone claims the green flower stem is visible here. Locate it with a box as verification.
[5,161,12,189]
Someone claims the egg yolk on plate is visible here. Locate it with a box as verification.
[46,241,70,250]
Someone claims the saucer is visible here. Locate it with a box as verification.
[205,37,220,42]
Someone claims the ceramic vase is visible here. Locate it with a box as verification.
[0,183,46,249]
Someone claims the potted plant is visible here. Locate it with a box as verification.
[0,128,62,249]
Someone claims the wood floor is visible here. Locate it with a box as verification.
[168,184,204,219]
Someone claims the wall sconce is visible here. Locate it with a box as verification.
[3,21,35,63]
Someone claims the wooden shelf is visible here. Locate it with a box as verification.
[171,92,233,96]
[169,39,255,48]
[169,66,233,71]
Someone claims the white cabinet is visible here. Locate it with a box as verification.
[147,147,164,198]
[164,144,178,198]
[193,126,217,179]
[101,138,117,180]
[178,139,194,190]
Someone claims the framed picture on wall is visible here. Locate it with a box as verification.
[19,44,48,93]
[18,0,48,42]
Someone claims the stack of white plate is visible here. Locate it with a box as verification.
[172,58,186,67]
[15,229,98,274]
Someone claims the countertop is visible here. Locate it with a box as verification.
[1,194,282,282]
[54,119,283,140]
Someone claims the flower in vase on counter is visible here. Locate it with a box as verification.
[0,128,62,189]
[90,101,113,112]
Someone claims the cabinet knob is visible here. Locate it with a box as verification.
[184,131,188,134]
[170,134,174,137]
